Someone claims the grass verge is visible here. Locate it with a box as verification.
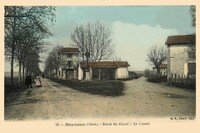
[49,78,125,97]
[4,77,28,107]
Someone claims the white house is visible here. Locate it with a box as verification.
[78,61,130,80]
[152,64,167,76]
[58,47,79,79]
[165,34,196,79]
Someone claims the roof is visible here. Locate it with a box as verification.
[60,47,79,53]
[166,35,195,46]
[80,61,130,69]
[153,64,167,69]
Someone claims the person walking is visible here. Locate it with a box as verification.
[35,75,42,87]
[25,73,32,88]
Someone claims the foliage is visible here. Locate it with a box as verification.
[168,81,195,90]
[147,74,167,83]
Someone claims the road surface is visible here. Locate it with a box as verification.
[5,77,195,120]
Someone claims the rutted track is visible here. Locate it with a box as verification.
[5,77,195,120]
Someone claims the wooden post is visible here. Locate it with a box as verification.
[171,73,173,82]
[98,69,101,81]
[178,74,180,83]
[174,74,177,83]
[182,73,184,83]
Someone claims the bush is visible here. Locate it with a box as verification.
[147,74,167,83]
[168,78,196,90]
[144,69,151,77]
[49,78,125,97]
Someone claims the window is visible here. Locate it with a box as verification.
[66,61,72,68]
[188,51,195,59]
[188,63,196,74]
[67,53,72,58]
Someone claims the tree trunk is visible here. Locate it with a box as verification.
[98,69,101,81]
[56,69,58,78]
[22,62,25,81]
[10,7,16,89]
[26,68,29,76]
[156,66,160,75]
[18,60,21,83]
[10,51,14,88]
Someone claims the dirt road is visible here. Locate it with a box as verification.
[5,77,195,120]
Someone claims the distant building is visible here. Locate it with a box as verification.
[153,64,167,76]
[128,71,138,79]
[58,47,79,79]
[165,35,196,78]
[78,61,130,80]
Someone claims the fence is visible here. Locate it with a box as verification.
[168,73,196,89]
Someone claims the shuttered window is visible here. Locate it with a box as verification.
[188,51,195,59]
[188,63,196,74]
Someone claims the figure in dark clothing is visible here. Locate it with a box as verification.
[25,73,32,88]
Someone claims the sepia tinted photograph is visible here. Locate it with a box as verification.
[4,6,196,121]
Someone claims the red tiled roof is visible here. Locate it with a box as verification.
[159,64,167,68]
[60,47,79,53]
[80,61,130,69]
[166,35,195,46]
[153,64,167,69]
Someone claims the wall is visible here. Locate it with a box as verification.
[59,52,79,79]
[160,68,167,75]
[167,44,189,76]
[116,67,129,79]
[78,65,83,80]
[64,53,79,63]
[152,68,167,75]
[78,67,128,80]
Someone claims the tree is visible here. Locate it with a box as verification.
[71,22,114,80]
[147,45,167,74]
[5,6,56,88]
[190,5,196,27]
[44,45,65,78]
[71,22,114,63]
[14,24,48,83]
[113,56,122,61]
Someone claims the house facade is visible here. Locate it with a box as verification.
[78,61,130,80]
[58,47,79,79]
[166,35,196,79]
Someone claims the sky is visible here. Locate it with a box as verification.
[5,6,195,72]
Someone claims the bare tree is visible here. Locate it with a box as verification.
[71,22,114,63]
[113,56,122,61]
[147,45,167,74]
[44,45,65,78]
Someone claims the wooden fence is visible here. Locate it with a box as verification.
[167,73,196,89]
